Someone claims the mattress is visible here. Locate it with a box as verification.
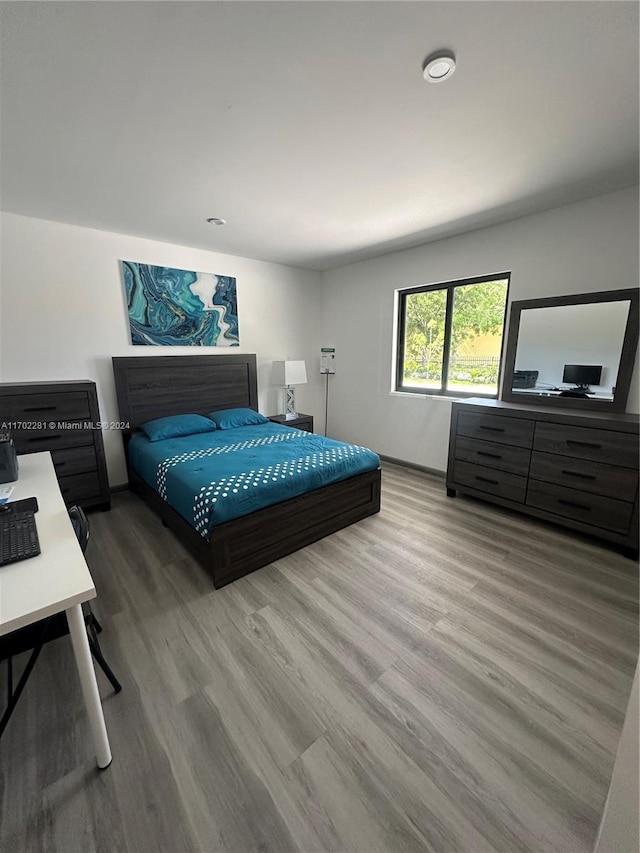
[128,422,380,537]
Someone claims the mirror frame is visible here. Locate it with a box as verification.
[501,288,639,413]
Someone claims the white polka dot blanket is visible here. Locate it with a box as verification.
[128,422,380,538]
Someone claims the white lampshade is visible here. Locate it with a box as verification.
[273,360,307,386]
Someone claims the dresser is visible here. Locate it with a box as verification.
[0,381,110,510]
[447,399,639,554]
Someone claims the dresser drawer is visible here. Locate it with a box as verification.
[453,460,527,503]
[530,451,638,502]
[533,423,638,469]
[51,446,98,477]
[57,470,102,505]
[12,424,95,454]
[457,411,534,449]
[455,436,530,476]
[526,480,634,534]
[0,391,91,422]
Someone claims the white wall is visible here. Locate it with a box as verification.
[594,663,639,853]
[0,213,323,485]
[321,187,639,471]
[1,188,637,485]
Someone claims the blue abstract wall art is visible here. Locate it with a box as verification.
[121,261,239,347]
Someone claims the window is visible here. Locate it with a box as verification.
[396,273,510,398]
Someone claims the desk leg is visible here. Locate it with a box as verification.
[66,604,112,769]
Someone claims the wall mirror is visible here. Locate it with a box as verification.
[501,288,639,412]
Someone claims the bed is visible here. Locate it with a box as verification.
[112,354,381,587]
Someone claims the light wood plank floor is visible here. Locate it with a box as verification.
[1,462,637,853]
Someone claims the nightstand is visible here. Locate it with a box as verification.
[268,413,314,432]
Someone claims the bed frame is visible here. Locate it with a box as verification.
[112,354,381,588]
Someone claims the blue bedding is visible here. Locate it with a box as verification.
[128,422,380,537]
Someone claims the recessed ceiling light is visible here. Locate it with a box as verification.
[206,217,226,226]
[423,51,456,83]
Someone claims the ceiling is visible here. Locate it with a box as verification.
[1,1,638,271]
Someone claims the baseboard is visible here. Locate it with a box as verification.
[110,483,129,495]
[379,454,445,478]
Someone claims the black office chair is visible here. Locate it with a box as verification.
[0,505,122,740]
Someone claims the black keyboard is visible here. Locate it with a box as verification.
[0,510,41,566]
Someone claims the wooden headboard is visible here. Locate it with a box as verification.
[112,354,258,430]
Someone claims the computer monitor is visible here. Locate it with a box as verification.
[562,364,602,390]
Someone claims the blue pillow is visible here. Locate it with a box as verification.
[140,414,217,442]
[207,407,269,430]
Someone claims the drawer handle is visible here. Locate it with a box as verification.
[561,469,596,481]
[475,475,499,485]
[477,451,502,460]
[558,498,591,512]
[566,440,602,450]
[27,434,62,442]
[23,405,57,413]
[479,426,505,433]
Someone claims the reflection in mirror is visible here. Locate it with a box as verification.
[502,288,639,411]
[512,301,631,401]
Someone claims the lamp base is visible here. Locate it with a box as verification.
[284,386,297,418]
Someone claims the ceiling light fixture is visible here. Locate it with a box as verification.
[422,51,456,83]
[206,217,226,226]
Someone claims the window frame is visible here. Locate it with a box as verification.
[395,272,511,399]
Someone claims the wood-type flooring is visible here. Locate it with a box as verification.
[1,462,638,853]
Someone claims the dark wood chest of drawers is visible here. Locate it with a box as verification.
[0,381,110,510]
[447,400,639,553]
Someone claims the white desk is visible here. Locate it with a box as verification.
[0,452,112,768]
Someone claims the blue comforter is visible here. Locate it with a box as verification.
[128,423,380,537]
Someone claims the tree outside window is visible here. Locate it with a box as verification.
[396,274,510,397]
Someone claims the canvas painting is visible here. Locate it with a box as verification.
[121,261,239,347]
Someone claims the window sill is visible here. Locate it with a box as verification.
[389,391,464,402]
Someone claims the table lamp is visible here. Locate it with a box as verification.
[272,360,307,419]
